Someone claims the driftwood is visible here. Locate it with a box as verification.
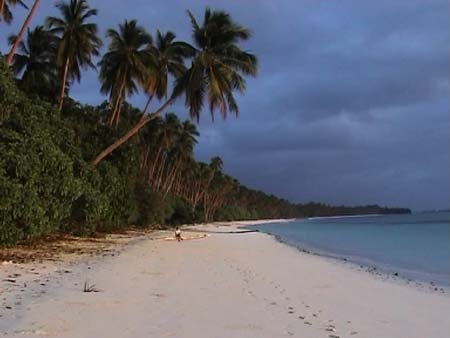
[183,229,259,234]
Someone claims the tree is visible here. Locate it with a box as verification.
[180,162,214,212]
[142,30,195,114]
[0,0,27,24]
[92,8,257,166]
[6,0,41,66]
[203,173,236,222]
[8,25,58,98]
[175,8,258,121]
[209,156,223,172]
[160,119,199,196]
[45,0,101,111]
[98,20,152,127]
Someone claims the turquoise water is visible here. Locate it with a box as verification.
[250,212,450,286]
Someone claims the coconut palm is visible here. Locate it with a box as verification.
[6,0,41,65]
[141,30,195,114]
[45,0,101,111]
[139,113,199,197]
[202,172,232,222]
[209,156,223,173]
[161,119,199,195]
[91,8,257,166]
[8,25,58,98]
[0,0,27,24]
[173,8,258,121]
[98,20,152,127]
[152,113,182,190]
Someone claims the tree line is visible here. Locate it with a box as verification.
[0,0,409,245]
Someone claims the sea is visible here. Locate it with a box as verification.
[248,212,450,287]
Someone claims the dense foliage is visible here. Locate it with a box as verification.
[0,60,409,244]
[0,59,277,244]
[0,2,410,245]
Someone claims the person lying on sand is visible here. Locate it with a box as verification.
[175,227,183,242]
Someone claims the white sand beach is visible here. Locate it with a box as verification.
[1,221,449,338]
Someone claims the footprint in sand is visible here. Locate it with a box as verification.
[325,327,337,332]
[350,331,358,335]
[304,321,312,325]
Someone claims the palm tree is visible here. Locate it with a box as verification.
[0,0,27,24]
[8,25,58,98]
[203,173,236,222]
[209,156,223,173]
[161,119,199,195]
[141,30,195,114]
[173,8,258,121]
[6,0,41,65]
[92,8,257,166]
[152,113,182,191]
[98,20,152,127]
[46,0,101,111]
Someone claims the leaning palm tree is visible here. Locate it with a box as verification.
[141,30,195,114]
[45,0,101,111]
[6,0,41,65]
[98,20,152,127]
[8,25,58,98]
[92,8,257,166]
[0,0,27,24]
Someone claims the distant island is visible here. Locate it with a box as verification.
[292,203,411,218]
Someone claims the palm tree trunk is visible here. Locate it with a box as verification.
[6,0,41,66]
[108,94,118,126]
[164,159,182,196]
[114,96,124,127]
[203,194,209,222]
[92,98,174,166]
[109,80,126,126]
[57,57,70,111]
[140,146,150,171]
[155,155,168,191]
[142,92,154,115]
[147,148,162,184]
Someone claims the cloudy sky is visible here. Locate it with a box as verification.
[2,0,449,211]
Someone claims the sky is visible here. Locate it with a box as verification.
[1,0,449,211]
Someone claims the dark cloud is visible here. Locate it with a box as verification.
[1,0,448,211]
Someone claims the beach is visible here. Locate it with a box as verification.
[1,221,449,338]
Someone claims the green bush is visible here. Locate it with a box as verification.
[0,60,108,243]
[166,196,195,225]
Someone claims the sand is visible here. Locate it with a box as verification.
[1,220,449,337]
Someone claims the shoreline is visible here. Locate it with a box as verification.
[241,219,450,293]
[1,220,449,337]
[263,230,449,294]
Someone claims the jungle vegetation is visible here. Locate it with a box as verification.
[0,0,409,245]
